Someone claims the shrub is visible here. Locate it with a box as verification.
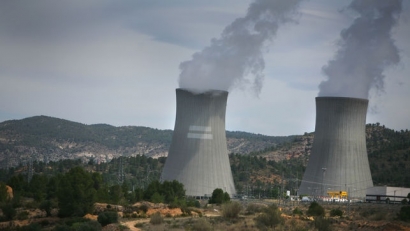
[330,208,343,217]
[255,204,283,229]
[72,220,102,231]
[222,201,242,219]
[97,211,118,226]
[0,203,16,221]
[401,199,408,205]
[307,201,325,217]
[17,211,29,220]
[53,224,72,231]
[314,216,331,231]
[292,207,303,216]
[191,218,212,231]
[246,203,265,215]
[397,206,410,222]
[186,198,201,208]
[18,223,43,231]
[139,204,148,213]
[150,212,163,225]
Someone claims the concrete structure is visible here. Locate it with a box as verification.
[161,88,236,197]
[366,186,410,203]
[298,97,373,199]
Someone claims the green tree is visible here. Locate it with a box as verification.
[161,180,185,203]
[150,192,164,203]
[0,182,8,202]
[224,192,231,202]
[144,180,162,201]
[7,174,27,196]
[40,200,53,217]
[57,167,96,217]
[28,174,48,202]
[209,188,230,204]
[108,185,123,204]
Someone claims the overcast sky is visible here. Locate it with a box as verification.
[1,0,409,136]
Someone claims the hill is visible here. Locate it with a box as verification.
[0,116,409,188]
[0,115,293,167]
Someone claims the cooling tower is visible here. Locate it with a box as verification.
[161,88,236,197]
[298,97,373,199]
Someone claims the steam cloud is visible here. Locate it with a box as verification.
[319,0,402,99]
[179,0,303,95]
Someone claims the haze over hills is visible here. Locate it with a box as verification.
[0,115,409,187]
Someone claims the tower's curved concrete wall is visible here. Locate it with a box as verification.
[299,97,373,199]
[161,88,236,197]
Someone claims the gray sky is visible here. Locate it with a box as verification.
[1,0,409,136]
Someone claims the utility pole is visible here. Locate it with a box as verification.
[347,187,351,217]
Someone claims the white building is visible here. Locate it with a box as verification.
[366,186,410,203]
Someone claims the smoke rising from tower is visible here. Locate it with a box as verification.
[319,0,402,99]
[179,0,303,95]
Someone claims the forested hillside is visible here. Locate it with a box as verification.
[0,116,409,188]
[0,116,292,167]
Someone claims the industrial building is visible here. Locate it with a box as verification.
[160,88,236,197]
[366,186,410,203]
[298,97,373,199]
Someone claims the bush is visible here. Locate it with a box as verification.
[139,204,148,213]
[72,220,102,231]
[18,223,43,231]
[150,212,163,225]
[186,198,201,208]
[17,211,29,220]
[307,201,325,217]
[397,206,410,222]
[314,216,331,231]
[329,208,343,217]
[222,201,242,219]
[246,203,265,215]
[401,199,408,205]
[97,211,118,226]
[0,203,16,221]
[292,207,303,216]
[255,204,283,229]
[191,218,212,231]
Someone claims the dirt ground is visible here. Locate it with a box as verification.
[1,200,410,230]
[118,201,410,231]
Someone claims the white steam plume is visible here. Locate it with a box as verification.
[179,0,303,95]
[319,0,402,99]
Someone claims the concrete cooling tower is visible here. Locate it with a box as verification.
[298,97,373,199]
[161,88,236,197]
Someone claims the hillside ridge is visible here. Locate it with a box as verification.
[0,115,294,167]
